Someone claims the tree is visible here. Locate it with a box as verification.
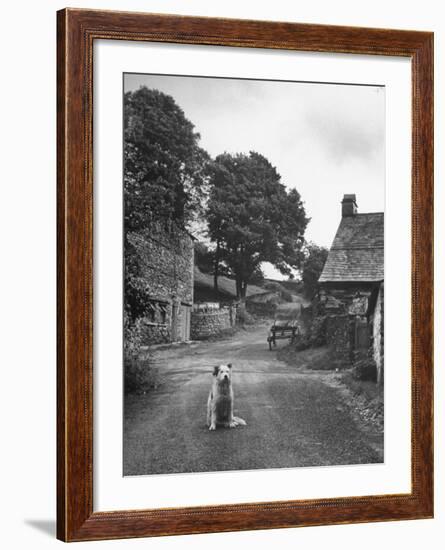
[301,243,329,298]
[124,86,210,231]
[194,241,215,274]
[124,87,210,323]
[206,152,309,299]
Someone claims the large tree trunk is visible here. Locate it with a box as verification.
[235,277,242,299]
[240,281,248,299]
[213,240,220,292]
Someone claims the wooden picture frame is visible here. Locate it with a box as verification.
[57,8,433,542]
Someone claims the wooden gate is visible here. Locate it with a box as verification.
[180,304,191,341]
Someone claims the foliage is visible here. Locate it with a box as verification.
[280,288,293,303]
[124,237,152,322]
[194,241,230,278]
[206,152,308,299]
[249,266,265,286]
[353,356,378,382]
[294,315,327,350]
[124,311,159,393]
[263,281,282,292]
[124,86,210,231]
[124,310,144,359]
[124,87,210,322]
[309,315,328,347]
[194,241,214,273]
[301,242,329,298]
[263,281,293,302]
[236,307,255,325]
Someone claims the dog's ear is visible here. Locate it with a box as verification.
[213,365,220,376]
[227,363,232,369]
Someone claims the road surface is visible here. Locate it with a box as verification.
[124,324,382,476]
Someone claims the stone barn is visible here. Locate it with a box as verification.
[126,220,194,345]
[318,194,384,384]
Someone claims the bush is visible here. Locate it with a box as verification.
[309,315,327,346]
[263,281,293,303]
[280,288,293,302]
[236,306,255,325]
[124,312,157,393]
[124,310,144,355]
[246,300,277,318]
[125,355,159,394]
[294,315,327,350]
[353,356,377,382]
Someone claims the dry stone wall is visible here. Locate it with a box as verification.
[191,308,234,340]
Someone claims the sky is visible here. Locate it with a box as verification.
[124,73,385,279]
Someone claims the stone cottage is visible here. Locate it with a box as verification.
[318,194,384,384]
[127,220,194,345]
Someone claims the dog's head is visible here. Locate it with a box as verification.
[213,364,232,385]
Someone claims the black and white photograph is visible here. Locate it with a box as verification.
[123,73,385,476]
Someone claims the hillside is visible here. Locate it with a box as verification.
[194,267,268,299]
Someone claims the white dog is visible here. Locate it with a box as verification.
[206,364,247,430]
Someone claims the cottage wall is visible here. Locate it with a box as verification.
[317,196,384,380]
[319,284,370,364]
[319,284,373,316]
[127,221,194,345]
[319,282,384,378]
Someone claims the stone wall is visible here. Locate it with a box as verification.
[128,222,193,304]
[191,307,234,340]
[319,285,372,316]
[319,284,369,367]
[140,319,172,345]
[126,221,194,345]
[319,282,384,375]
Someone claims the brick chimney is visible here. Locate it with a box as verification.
[342,194,358,217]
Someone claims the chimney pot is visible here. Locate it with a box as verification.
[342,194,358,217]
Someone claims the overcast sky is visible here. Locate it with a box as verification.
[124,73,385,279]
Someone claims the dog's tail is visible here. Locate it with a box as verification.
[233,416,247,426]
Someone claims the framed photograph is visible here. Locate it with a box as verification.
[57,8,433,542]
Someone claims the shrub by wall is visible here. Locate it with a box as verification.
[246,300,277,317]
[326,314,351,365]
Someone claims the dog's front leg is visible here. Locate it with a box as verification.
[209,402,217,430]
[207,392,216,430]
[228,397,237,428]
[209,412,216,431]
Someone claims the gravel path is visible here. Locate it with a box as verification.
[124,325,383,476]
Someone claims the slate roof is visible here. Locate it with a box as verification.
[318,213,384,283]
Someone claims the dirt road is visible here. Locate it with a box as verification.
[124,324,382,476]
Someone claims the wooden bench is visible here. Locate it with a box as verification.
[267,321,300,350]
